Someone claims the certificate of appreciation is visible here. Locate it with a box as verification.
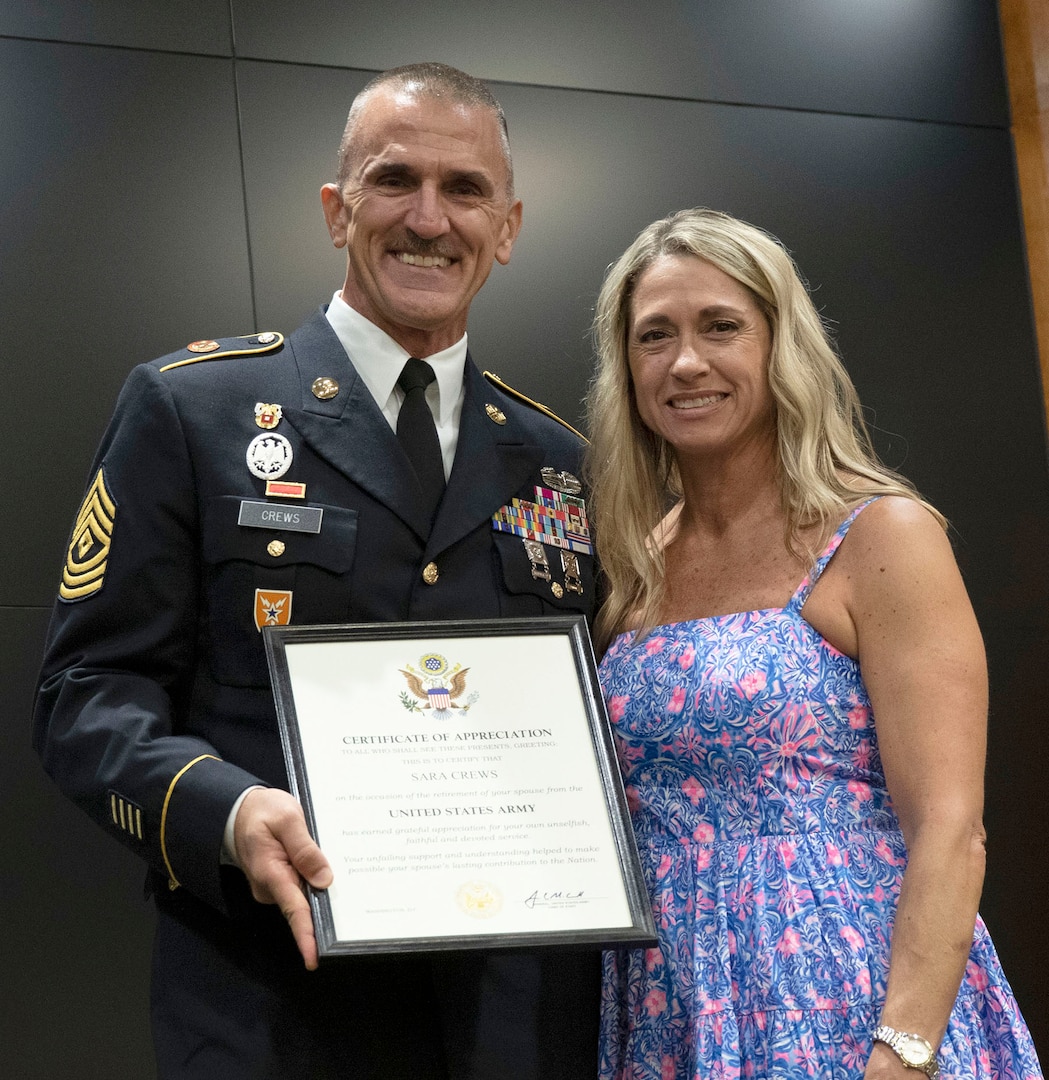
[265,616,656,956]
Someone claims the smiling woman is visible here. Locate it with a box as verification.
[626,254,775,470]
[585,208,1042,1080]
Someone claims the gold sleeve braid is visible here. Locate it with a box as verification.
[160,754,222,890]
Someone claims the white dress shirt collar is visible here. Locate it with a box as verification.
[324,291,467,428]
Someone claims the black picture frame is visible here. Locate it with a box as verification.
[264,615,656,957]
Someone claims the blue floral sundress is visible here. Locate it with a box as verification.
[598,501,1042,1079]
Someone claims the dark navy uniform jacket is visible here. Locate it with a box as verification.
[32,310,598,1076]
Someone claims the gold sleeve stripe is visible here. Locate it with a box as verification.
[159,754,221,890]
[482,371,588,442]
[109,793,146,841]
[60,468,116,601]
[159,333,284,372]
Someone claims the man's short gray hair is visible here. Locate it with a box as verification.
[336,62,514,199]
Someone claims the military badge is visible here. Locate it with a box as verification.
[398,653,479,716]
[265,480,306,499]
[491,486,592,556]
[311,376,339,400]
[561,551,584,595]
[522,539,552,581]
[254,403,283,430]
[254,588,292,630]
[60,467,116,601]
[540,467,582,495]
[246,432,293,479]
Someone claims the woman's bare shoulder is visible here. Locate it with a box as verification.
[835,495,963,612]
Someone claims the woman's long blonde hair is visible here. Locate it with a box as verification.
[585,208,942,651]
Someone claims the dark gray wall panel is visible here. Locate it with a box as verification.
[231,0,1006,126]
[2,39,254,608]
[0,0,232,54]
[3,607,156,1078]
[979,618,1049,1040]
[236,61,370,330]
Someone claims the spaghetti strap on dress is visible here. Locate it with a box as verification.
[598,498,1041,1079]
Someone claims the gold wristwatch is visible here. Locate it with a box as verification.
[872,1025,940,1078]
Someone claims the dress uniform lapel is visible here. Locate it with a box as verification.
[426,359,544,557]
[277,310,433,538]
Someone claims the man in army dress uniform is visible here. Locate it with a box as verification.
[33,63,598,1079]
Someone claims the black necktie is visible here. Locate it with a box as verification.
[396,357,445,524]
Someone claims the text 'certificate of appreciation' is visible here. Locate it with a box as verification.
[265,617,655,956]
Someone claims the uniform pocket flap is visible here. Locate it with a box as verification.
[492,530,593,611]
[201,495,358,573]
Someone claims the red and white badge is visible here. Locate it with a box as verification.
[254,402,283,430]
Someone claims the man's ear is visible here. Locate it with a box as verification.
[495,199,524,266]
[320,183,349,248]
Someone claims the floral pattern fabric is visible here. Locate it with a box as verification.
[599,501,1042,1079]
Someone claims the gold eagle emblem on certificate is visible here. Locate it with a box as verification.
[398,652,479,716]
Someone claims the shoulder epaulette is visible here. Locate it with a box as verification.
[483,371,587,442]
[158,332,285,373]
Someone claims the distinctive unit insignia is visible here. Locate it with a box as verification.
[186,339,220,353]
[485,403,507,425]
[60,467,116,601]
[254,402,283,430]
[254,589,292,630]
[246,432,293,479]
[399,653,479,716]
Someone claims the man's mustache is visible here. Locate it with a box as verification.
[393,232,459,260]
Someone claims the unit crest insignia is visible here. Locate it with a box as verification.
[399,653,479,716]
[254,588,292,630]
[254,402,283,430]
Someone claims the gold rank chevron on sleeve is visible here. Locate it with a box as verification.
[60,467,116,601]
